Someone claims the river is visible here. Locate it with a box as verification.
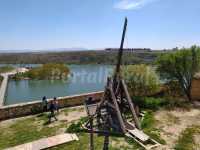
[4,65,113,105]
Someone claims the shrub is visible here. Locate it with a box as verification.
[164,80,185,98]
[14,63,70,80]
[133,97,168,110]
[174,126,200,150]
[122,64,160,97]
[157,46,200,101]
[66,117,88,133]
[0,66,14,73]
[164,98,191,110]
[0,75,3,81]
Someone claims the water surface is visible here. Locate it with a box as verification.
[5,65,113,105]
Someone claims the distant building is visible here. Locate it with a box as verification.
[105,48,151,53]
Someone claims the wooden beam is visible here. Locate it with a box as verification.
[108,84,126,133]
[121,79,141,129]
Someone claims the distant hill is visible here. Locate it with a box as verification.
[0,50,163,65]
[0,48,88,53]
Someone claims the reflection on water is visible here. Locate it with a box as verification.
[5,65,113,105]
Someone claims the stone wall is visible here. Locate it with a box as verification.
[0,91,103,121]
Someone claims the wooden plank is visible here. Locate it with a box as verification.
[128,129,149,142]
[5,133,79,150]
[125,132,160,150]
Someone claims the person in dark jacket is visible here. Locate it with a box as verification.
[54,97,59,113]
[48,100,57,123]
[42,96,48,112]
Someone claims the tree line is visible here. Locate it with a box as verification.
[0,51,159,65]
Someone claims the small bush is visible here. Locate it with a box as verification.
[66,117,88,133]
[164,80,185,98]
[175,126,200,150]
[13,63,70,80]
[133,97,168,110]
[0,66,14,73]
[122,64,160,97]
[164,98,191,110]
[0,75,3,82]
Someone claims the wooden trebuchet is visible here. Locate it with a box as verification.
[84,17,161,150]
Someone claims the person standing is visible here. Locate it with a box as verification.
[48,100,57,123]
[42,96,48,112]
[54,97,59,113]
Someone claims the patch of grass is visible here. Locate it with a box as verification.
[164,98,192,111]
[141,111,166,145]
[48,133,143,150]
[124,137,145,150]
[66,117,88,133]
[166,113,180,124]
[0,107,165,150]
[0,114,65,149]
[174,126,200,150]
[133,97,168,111]
[61,107,84,116]
[0,66,14,73]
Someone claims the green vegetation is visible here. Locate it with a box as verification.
[133,96,191,111]
[0,75,3,83]
[133,97,168,110]
[48,133,142,150]
[0,66,14,73]
[0,111,142,150]
[13,63,70,80]
[0,51,160,65]
[66,117,88,133]
[175,126,200,150]
[157,46,200,101]
[0,114,65,149]
[141,111,166,144]
[123,64,160,97]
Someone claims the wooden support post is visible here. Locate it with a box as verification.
[89,117,94,150]
[103,135,109,150]
[109,85,126,133]
[121,80,141,129]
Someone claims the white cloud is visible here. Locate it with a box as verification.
[114,0,158,10]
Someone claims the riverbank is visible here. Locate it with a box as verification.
[0,74,9,106]
[0,68,28,106]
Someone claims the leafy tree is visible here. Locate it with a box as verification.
[15,63,70,80]
[157,46,200,101]
[0,66,14,73]
[122,64,160,97]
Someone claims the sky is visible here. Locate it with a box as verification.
[0,0,200,51]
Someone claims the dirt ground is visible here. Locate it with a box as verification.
[154,108,200,149]
[1,106,200,150]
[0,106,87,130]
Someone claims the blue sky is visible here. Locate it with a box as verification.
[0,0,200,50]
